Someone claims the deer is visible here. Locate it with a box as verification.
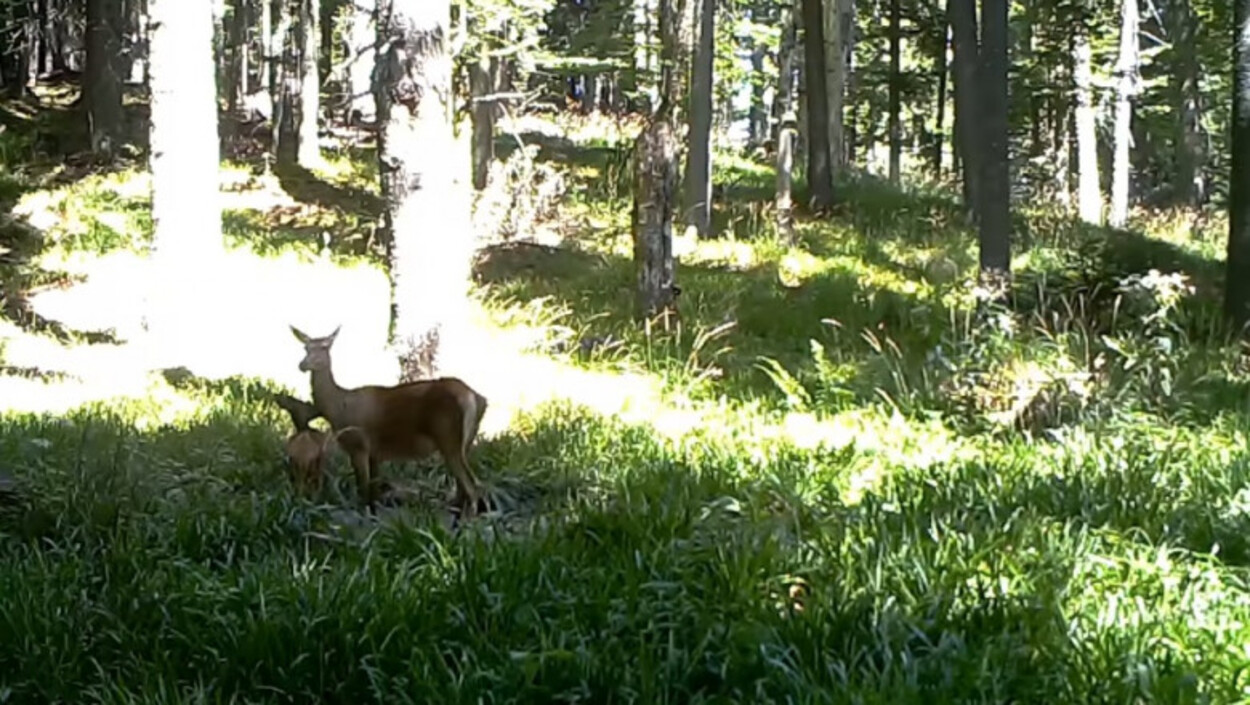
[289,324,489,519]
[273,392,331,497]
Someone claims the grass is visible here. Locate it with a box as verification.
[2,91,1250,701]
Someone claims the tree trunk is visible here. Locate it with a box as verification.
[977,0,1009,287]
[1226,0,1250,329]
[1171,0,1205,206]
[949,0,980,218]
[684,0,714,238]
[824,0,852,175]
[469,54,494,191]
[297,0,321,166]
[632,103,680,323]
[227,0,248,112]
[748,43,765,146]
[887,0,900,184]
[1073,20,1100,224]
[347,0,375,122]
[376,0,470,380]
[659,0,693,127]
[932,16,949,176]
[274,0,298,167]
[772,1,797,148]
[260,0,274,118]
[145,0,223,347]
[1108,0,1138,228]
[775,112,797,243]
[801,0,833,208]
[85,0,124,157]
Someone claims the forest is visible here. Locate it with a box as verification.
[0,0,1247,699]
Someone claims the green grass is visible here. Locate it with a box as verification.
[3,107,1250,702]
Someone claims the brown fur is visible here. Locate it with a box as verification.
[290,325,490,518]
[273,392,330,497]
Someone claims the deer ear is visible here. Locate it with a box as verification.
[327,325,341,343]
[290,325,310,344]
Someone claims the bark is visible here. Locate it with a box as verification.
[632,103,679,323]
[887,0,900,184]
[1108,0,1138,228]
[260,0,274,118]
[297,0,322,166]
[375,0,470,380]
[85,0,124,157]
[684,0,714,238]
[949,0,980,218]
[801,0,833,208]
[932,16,949,176]
[146,0,223,344]
[772,1,798,147]
[775,112,797,243]
[469,54,493,191]
[1074,20,1101,224]
[748,43,765,146]
[347,0,375,122]
[977,0,1009,284]
[1171,0,1206,206]
[825,0,852,175]
[658,0,692,126]
[227,0,248,112]
[273,0,298,167]
[1227,0,1250,329]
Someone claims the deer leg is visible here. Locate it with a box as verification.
[437,435,482,519]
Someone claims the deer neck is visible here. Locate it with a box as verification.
[308,366,349,426]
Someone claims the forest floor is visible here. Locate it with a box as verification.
[1,87,1249,701]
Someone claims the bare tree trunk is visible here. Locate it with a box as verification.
[469,53,493,191]
[1171,0,1205,206]
[949,0,980,218]
[227,0,248,112]
[1108,0,1138,228]
[801,0,833,208]
[775,112,797,242]
[1226,0,1250,329]
[823,0,851,175]
[274,0,298,167]
[1073,20,1101,224]
[376,0,470,379]
[347,0,374,122]
[932,16,948,176]
[145,0,223,349]
[632,104,680,322]
[977,0,1009,287]
[86,0,124,157]
[684,0,714,238]
[887,0,900,184]
[297,0,322,166]
[748,43,765,146]
[772,0,797,148]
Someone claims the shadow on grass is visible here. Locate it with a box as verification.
[474,239,935,404]
[273,162,384,220]
[1,395,1240,701]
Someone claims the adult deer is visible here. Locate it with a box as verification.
[289,325,489,518]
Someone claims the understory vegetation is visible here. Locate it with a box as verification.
[2,97,1249,702]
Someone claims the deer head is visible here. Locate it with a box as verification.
[291,325,341,372]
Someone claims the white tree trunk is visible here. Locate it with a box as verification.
[824,0,852,175]
[377,0,471,380]
[1073,24,1101,225]
[145,0,223,352]
[1108,0,1139,228]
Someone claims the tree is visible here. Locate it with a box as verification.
[949,0,980,218]
[297,0,322,166]
[85,0,124,157]
[375,0,471,380]
[801,0,833,208]
[346,0,376,122]
[825,0,853,175]
[632,0,683,323]
[684,0,714,238]
[145,0,223,349]
[976,0,1009,287]
[887,0,900,184]
[1226,0,1250,329]
[1170,0,1206,206]
[1108,0,1139,228]
[1073,16,1100,224]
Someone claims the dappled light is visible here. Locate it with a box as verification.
[0,0,1247,700]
